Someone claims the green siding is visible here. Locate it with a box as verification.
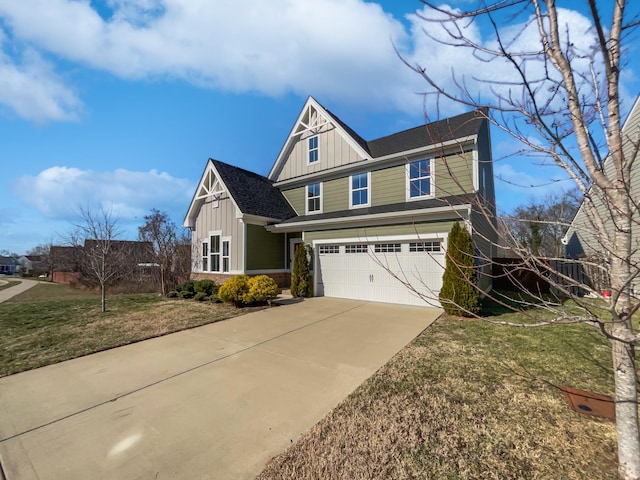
[471,206,497,292]
[371,165,405,206]
[282,187,305,215]
[435,151,474,197]
[246,224,286,270]
[304,220,458,243]
[323,177,349,212]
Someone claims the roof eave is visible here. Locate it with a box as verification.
[266,204,471,233]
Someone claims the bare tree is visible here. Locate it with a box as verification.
[138,209,191,295]
[503,189,580,258]
[393,1,640,477]
[72,207,124,312]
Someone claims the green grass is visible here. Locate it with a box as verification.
[0,280,21,291]
[0,283,249,377]
[257,296,625,480]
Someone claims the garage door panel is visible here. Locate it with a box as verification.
[317,240,444,307]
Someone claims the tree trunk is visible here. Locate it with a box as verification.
[101,282,106,313]
[610,191,640,480]
[612,334,640,480]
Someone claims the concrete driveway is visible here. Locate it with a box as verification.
[0,297,440,480]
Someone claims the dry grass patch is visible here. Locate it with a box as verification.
[0,283,258,377]
[257,316,618,480]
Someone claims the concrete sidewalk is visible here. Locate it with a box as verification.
[0,278,38,303]
[0,297,440,480]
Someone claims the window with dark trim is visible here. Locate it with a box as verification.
[345,244,368,253]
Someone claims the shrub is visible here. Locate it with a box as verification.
[194,279,217,296]
[244,275,280,304]
[175,280,196,299]
[193,291,208,302]
[291,244,313,297]
[439,221,480,317]
[218,275,250,306]
[167,290,179,298]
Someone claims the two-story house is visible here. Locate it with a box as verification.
[184,96,496,307]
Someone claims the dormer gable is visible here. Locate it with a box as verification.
[268,96,371,183]
[184,159,235,229]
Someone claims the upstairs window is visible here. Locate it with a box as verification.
[308,135,319,164]
[307,182,321,214]
[408,159,433,199]
[350,172,370,208]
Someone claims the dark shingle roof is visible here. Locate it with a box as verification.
[367,109,487,158]
[212,159,297,221]
[318,103,486,159]
[323,108,371,155]
[278,193,477,225]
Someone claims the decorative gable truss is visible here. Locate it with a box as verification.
[184,161,237,231]
[268,96,371,182]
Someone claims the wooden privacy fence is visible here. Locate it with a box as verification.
[492,257,610,297]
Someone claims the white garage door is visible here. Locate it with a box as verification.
[315,239,445,307]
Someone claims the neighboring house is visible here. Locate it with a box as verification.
[50,246,81,284]
[0,256,20,275]
[563,96,640,294]
[184,96,496,306]
[51,240,157,287]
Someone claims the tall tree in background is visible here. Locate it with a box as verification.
[138,209,191,295]
[407,1,640,477]
[504,190,580,258]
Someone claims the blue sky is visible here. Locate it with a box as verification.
[0,0,638,254]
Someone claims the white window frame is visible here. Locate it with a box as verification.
[308,135,319,164]
[306,182,323,214]
[222,237,231,273]
[406,158,434,201]
[349,172,371,208]
[209,231,222,273]
[201,241,209,272]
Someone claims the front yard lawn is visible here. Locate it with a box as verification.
[257,302,620,479]
[0,283,249,377]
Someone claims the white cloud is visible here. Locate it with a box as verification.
[0,1,632,122]
[14,166,194,221]
[0,32,81,122]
